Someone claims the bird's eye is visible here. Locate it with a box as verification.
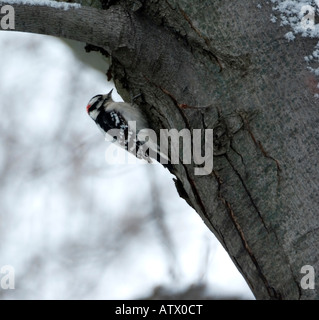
[86,95,103,113]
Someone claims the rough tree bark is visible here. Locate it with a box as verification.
[1,0,319,299]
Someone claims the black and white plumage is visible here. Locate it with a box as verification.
[86,89,169,164]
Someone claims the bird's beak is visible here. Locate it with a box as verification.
[86,104,91,113]
[102,89,113,100]
[107,88,113,97]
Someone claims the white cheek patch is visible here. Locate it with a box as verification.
[89,109,100,121]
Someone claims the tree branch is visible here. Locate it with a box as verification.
[0,1,126,49]
[0,1,204,106]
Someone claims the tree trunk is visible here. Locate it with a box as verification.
[3,0,319,299]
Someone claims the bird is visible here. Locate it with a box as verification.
[86,89,170,165]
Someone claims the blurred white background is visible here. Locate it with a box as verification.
[0,31,254,300]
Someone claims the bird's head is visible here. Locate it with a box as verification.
[86,89,114,118]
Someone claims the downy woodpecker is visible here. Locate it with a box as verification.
[86,89,169,164]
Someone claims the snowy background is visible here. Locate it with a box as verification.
[0,31,254,299]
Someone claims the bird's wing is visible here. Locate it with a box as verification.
[97,109,150,161]
[97,109,130,146]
